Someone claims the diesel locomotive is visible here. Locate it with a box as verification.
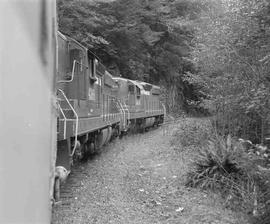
[1,1,164,222]
[56,31,165,172]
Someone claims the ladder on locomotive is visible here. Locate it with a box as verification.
[122,101,130,122]
[56,59,86,156]
[116,99,130,132]
[56,89,78,157]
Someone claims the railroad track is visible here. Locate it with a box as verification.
[53,161,90,209]
[53,116,183,209]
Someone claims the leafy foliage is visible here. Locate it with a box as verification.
[57,0,209,113]
[170,117,213,148]
[186,134,268,212]
[190,0,270,142]
[172,118,270,218]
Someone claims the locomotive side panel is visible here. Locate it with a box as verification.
[56,34,123,171]
[112,77,165,131]
[57,33,70,82]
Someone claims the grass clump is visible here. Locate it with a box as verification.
[186,134,268,214]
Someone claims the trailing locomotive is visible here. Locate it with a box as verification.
[0,1,164,222]
[56,31,165,172]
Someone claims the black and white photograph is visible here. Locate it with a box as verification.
[1,0,270,223]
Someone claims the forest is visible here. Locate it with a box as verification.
[57,0,270,223]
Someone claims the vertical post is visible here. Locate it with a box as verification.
[102,94,105,121]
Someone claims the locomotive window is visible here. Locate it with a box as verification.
[128,85,135,93]
[136,86,141,99]
[143,84,152,91]
[89,59,93,76]
[90,59,94,77]
[70,49,82,72]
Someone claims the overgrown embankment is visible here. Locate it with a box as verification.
[170,117,270,224]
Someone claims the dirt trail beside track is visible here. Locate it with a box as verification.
[52,121,248,224]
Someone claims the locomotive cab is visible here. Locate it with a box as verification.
[56,33,122,172]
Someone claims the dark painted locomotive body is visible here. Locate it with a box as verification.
[1,2,164,221]
[56,32,165,171]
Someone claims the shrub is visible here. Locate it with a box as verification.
[186,134,266,212]
[170,118,213,148]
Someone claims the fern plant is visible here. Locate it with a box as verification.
[186,134,259,211]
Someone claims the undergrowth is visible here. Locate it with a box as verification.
[171,118,270,221]
[170,117,213,148]
[186,135,261,212]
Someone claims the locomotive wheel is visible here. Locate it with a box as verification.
[116,127,121,139]
[133,124,139,134]
[105,126,112,144]
[119,131,125,139]
[138,123,145,133]
[85,140,95,155]
[80,143,89,161]
[73,141,83,162]
[94,133,102,154]
[90,142,95,154]
[111,127,119,140]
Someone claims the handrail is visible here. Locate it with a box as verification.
[102,94,105,121]
[57,89,78,157]
[57,103,67,139]
[117,100,126,129]
[122,100,130,125]
[125,102,130,121]
[162,103,166,120]
[58,60,88,83]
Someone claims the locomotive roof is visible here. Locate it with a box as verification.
[129,80,145,90]
[112,77,161,90]
[87,49,101,61]
[137,81,161,90]
[58,31,68,40]
[112,77,144,89]
[58,31,160,91]
[57,31,86,52]
[58,31,101,61]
